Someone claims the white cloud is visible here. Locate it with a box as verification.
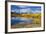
[20,9,27,13]
[20,8,31,14]
[11,9,20,13]
[15,9,20,13]
[11,10,15,12]
[11,8,41,14]
[32,10,41,14]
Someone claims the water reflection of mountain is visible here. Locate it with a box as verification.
[11,17,33,25]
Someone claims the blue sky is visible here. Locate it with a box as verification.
[11,5,41,14]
